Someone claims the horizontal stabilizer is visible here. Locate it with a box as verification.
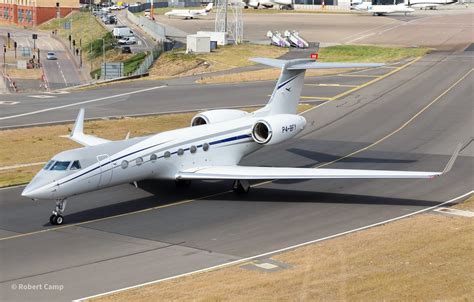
[288,62,385,70]
[69,108,110,146]
[250,58,385,70]
[177,166,440,180]
[250,58,286,68]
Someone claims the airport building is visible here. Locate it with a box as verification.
[0,0,79,26]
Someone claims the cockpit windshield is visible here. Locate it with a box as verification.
[43,161,55,170]
[43,160,82,171]
[70,160,81,170]
[51,161,71,171]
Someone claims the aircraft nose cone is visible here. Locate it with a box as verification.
[21,174,56,200]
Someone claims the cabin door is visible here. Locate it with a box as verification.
[97,154,113,187]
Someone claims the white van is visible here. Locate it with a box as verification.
[113,27,134,39]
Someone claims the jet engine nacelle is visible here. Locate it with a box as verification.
[191,109,249,126]
[251,114,306,145]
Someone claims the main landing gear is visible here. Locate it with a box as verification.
[233,180,250,194]
[50,199,67,225]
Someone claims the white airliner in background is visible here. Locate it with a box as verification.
[22,54,459,225]
[243,0,294,10]
[352,1,415,15]
[164,3,213,19]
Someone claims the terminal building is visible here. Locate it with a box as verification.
[0,0,79,26]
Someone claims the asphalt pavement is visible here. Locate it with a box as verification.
[0,50,472,301]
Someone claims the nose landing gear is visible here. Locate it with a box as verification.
[50,199,67,225]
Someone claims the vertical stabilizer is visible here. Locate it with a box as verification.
[266,66,306,115]
[250,57,385,117]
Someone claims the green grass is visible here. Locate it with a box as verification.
[90,52,147,78]
[87,32,116,59]
[318,45,431,62]
[124,52,147,75]
[39,12,107,50]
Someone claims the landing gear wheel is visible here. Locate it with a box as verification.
[50,199,67,225]
[233,180,250,194]
[55,215,64,225]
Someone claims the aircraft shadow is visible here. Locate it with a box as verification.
[287,148,416,164]
[204,186,440,208]
[52,179,439,226]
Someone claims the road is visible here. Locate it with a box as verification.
[0,49,472,301]
[0,28,84,90]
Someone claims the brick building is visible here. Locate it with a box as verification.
[0,0,79,26]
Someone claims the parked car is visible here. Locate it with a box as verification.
[46,52,57,60]
[92,8,102,16]
[121,46,132,54]
[118,36,137,45]
[104,15,117,24]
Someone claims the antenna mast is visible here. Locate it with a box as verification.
[215,0,243,44]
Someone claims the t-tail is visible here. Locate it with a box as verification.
[251,52,385,116]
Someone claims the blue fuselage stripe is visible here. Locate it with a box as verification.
[59,133,252,185]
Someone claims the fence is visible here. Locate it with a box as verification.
[127,2,169,13]
[126,9,167,41]
[132,44,164,77]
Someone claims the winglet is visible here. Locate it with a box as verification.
[68,108,110,146]
[441,138,472,175]
[71,108,85,138]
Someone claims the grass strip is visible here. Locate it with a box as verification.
[198,45,430,84]
[148,44,287,78]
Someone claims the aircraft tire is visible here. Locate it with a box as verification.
[50,215,56,225]
[55,215,64,225]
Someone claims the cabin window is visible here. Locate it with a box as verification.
[51,161,70,171]
[121,160,129,169]
[190,145,197,153]
[203,143,210,151]
[136,157,143,165]
[150,154,158,162]
[164,151,171,158]
[43,160,55,170]
[177,148,184,156]
[70,160,81,170]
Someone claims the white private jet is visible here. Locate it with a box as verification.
[352,1,415,15]
[22,54,460,225]
[243,0,294,10]
[164,3,213,19]
[407,0,458,10]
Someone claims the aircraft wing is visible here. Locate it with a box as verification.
[176,143,463,181]
[176,166,441,180]
[68,108,110,146]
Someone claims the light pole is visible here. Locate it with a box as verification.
[101,38,106,79]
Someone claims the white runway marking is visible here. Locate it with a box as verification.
[0,162,46,171]
[75,191,473,301]
[28,95,56,99]
[0,85,167,121]
[0,101,19,105]
[434,207,474,218]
